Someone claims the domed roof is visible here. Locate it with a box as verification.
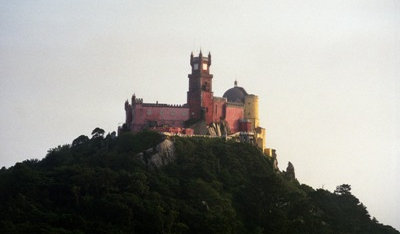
[223,81,248,103]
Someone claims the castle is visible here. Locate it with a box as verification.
[121,51,274,157]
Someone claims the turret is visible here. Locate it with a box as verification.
[125,99,133,130]
[244,95,259,129]
[124,100,130,110]
[187,50,214,122]
[131,93,136,104]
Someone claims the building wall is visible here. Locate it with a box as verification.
[264,148,276,158]
[125,101,132,126]
[202,91,214,124]
[255,127,266,149]
[187,90,201,120]
[244,95,259,130]
[239,119,252,132]
[225,104,244,133]
[131,104,189,132]
[212,97,226,122]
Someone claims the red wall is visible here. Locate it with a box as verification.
[202,92,214,124]
[239,120,252,132]
[187,92,201,120]
[132,104,190,132]
[225,105,244,133]
[212,98,226,122]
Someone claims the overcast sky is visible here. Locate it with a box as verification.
[1,0,399,230]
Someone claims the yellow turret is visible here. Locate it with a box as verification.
[244,95,259,129]
[244,94,266,150]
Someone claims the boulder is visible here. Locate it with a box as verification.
[136,139,176,169]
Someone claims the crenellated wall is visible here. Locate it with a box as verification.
[126,98,190,132]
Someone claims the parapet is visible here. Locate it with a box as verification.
[226,102,244,107]
[141,103,187,108]
[131,95,187,108]
[213,96,227,102]
[264,148,276,158]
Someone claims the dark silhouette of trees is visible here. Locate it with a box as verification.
[91,127,105,139]
[72,135,89,147]
[334,184,352,196]
[0,131,398,234]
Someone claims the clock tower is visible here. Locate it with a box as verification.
[187,51,213,122]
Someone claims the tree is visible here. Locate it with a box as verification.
[1,133,399,234]
[72,135,89,147]
[91,128,105,139]
[334,184,352,196]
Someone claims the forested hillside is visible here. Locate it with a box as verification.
[0,130,398,234]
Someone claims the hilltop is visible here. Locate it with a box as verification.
[0,130,398,234]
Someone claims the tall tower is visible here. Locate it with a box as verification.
[187,51,213,122]
[244,94,259,130]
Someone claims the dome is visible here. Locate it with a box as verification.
[223,81,248,103]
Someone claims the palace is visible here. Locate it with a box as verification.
[121,51,274,156]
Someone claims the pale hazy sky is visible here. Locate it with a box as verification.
[1,0,399,230]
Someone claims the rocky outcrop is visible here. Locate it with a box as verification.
[188,120,230,136]
[188,120,209,135]
[136,139,175,169]
[285,162,295,180]
[208,121,229,136]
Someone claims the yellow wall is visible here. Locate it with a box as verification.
[264,148,276,158]
[255,127,265,149]
[244,95,259,130]
[244,94,267,151]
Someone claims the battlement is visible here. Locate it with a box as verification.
[141,103,187,108]
[213,96,227,102]
[226,102,244,107]
[134,98,143,104]
[192,57,209,62]
[132,97,187,108]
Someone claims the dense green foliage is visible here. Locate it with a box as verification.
[0,130,398,234]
